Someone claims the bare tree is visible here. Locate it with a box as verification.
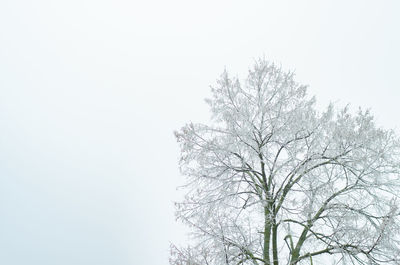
[171,59,400,265]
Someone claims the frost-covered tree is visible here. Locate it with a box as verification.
[171,59,400,265]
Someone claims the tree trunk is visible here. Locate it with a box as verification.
[272,222,278,265]
[263,206,271,265]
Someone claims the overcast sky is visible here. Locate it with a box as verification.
[0,1,399,265]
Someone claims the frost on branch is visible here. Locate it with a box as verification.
[171,59,400,265]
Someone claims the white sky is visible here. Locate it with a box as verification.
[0,1,399,264]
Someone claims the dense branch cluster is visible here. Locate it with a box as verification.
[171,60,400,265]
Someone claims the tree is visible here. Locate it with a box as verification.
[171,59,400,265]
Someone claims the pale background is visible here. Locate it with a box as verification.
[0,1,399,264]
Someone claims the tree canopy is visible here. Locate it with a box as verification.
[171,59,400,265]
